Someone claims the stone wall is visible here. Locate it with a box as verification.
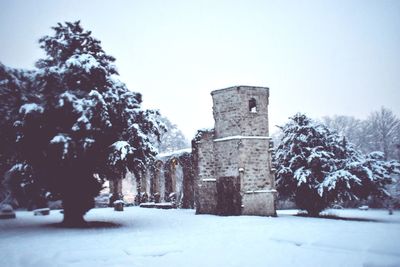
[194,130,216,183]
[239,138,274,192]
[242,191,276,216]
[192,129,218,214]
[214,140,240,178]
[196,180,217,214]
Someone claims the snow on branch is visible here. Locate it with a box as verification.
[19,103,44,115]
[108,141,134,165]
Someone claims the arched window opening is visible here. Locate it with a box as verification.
[249,98,257,113]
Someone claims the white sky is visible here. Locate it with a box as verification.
[1,0,399,139]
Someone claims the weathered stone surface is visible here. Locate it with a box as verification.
[211,86,269,138]
[195,85,276,216]
[242,191,276,216]
[196,180,217,214]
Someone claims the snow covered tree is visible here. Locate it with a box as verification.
[155,116,189,153]
[274,113,399,216]
[12,21,164,226]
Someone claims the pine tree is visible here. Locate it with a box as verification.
[12,21,164,226]
[274,113,399,216]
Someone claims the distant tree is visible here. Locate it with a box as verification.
[322,108,400,161]
[364,107,400,160]
[12,21,164,226]
[321,115,364,150]
[274,113,399,216]
[156,116,189,153]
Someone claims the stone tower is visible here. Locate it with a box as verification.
[194,85,276,216]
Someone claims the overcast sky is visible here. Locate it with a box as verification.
[1,0,399,139]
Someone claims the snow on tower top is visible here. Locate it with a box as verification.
[211,85,269,96]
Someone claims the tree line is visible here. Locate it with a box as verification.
[322,107,400,161]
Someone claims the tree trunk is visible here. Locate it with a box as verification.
[62,208,86,227]
[109,179,123,207]
[61,195,94,227]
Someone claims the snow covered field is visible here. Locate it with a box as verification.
[0,207,399,267]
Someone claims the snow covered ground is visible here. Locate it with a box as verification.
[0,207,399,267]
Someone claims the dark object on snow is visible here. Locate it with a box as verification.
[358,205,369,211]
[139,202,156,208]
[139,202,176,209]
[0,204,16,219]
[155,203,176,209]
[113,200,124,211]
[33,208,50,216]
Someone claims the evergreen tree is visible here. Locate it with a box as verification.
[274,113,399,216]
[12,21,164,226]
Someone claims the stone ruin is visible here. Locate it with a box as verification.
[147,150,195,208]
[109,85,276,216]
[193,85,276,216]
[108,149,195,209]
